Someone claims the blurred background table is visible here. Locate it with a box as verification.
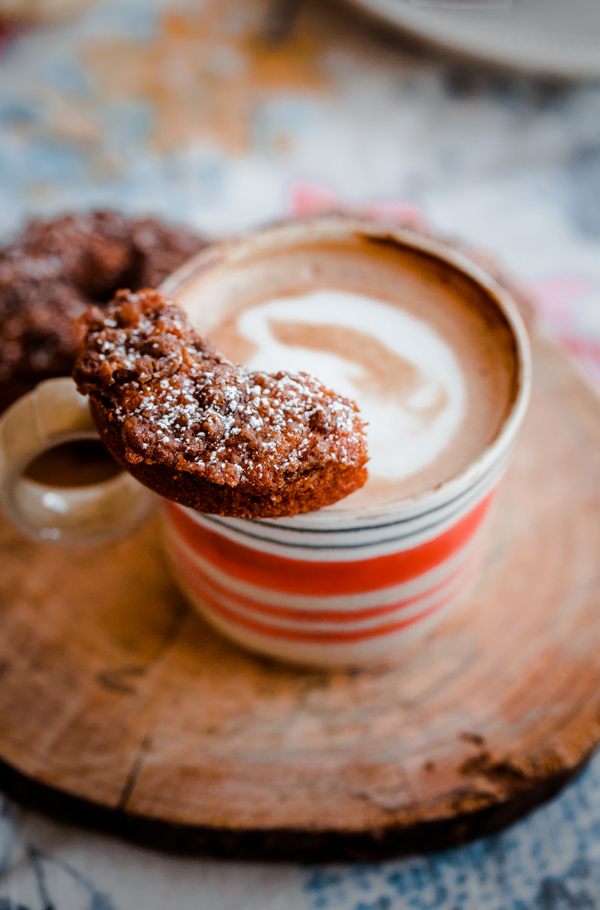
[0,1,600,907]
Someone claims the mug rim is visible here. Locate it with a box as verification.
[160,215,532,527]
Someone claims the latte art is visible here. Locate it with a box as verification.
[232,290,466,485]
[171,231,518,508]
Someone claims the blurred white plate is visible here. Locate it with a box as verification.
[346,0,600,78]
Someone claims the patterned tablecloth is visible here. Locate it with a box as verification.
[1,1,600,907]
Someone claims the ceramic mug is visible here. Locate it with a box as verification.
[0,219,531,667]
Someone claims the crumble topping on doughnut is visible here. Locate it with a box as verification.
[0,211,208,412]
[73,290,369,518]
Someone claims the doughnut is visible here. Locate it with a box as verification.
[73,290,369,519]
[0,211,208,412]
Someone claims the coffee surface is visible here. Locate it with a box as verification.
[24,439,122,488]
[174,235,518,509]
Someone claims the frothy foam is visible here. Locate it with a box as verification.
[236,290,466,485]
[172,231,518,508]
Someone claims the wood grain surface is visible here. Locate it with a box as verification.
[0,334,599,861]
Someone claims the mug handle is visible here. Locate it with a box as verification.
[0,377,155,546]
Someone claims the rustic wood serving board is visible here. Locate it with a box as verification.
[0,334,599,861]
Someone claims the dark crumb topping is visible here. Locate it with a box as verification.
[0,211,207,410]
[74,290,368,494]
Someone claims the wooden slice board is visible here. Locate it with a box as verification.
[0,334,600,861]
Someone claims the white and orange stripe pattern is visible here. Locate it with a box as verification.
[164,458,505,666]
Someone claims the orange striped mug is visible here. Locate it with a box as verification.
[0,219,531,667]
[161,218,532,666]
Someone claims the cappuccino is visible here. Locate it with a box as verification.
[157,219,530,665]
[171,231,519,509]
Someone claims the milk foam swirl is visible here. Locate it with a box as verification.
[234,290,466,485]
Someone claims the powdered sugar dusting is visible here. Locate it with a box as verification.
[73,290,367,495]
